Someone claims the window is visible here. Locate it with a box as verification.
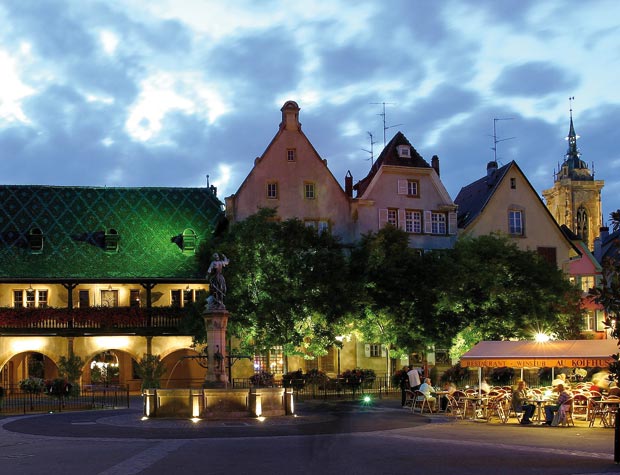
[369,344,381,358]
[405,210,422,233]
[79,290,90,308]
[14,289,48,308]
[319,347,335,372]
[304,182,316,199]
[580,275,595,293]
[584,311,595,332]
[537,247,556,266]
[183,288,195,306]
[431,213,447,234]
[104,228,119,253]
[387,208,398,227]
[576,206,588,245]
[29,228,44,253]
[510,177,516,189]
[181,229,196,253]
[130,289,140,307]
[397,179,419,197]
[287,148,296,161]
[266,182,278,199]
[171,290,181,307]
[305,220,329,234]
[101,289,118,307]
[397,145,411,158]
[509,210,524,235]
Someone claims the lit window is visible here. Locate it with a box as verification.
[267,182,278,199]
[580,276,595,293]
[431,213,446,234]
[405,210,422,233]
[14,289,48,308]
[130,289,140,307]
[287,149,296,161]
[584,311,595,331]
[509,210,524,235]
[304,182,315,199]
[387,209,398,226]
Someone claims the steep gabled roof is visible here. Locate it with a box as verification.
[0,185,224,280]
[454,161,512,228]
[354,131,430,196]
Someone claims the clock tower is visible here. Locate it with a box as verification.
[542,99,604,250]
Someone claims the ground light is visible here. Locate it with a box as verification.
[361,394,373,406]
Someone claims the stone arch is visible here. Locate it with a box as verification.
[0,350,60,388]
[83,348,140,391]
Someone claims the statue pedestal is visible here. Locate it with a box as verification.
[202,308,229,388]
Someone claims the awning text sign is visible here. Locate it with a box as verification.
[460,357,612,368]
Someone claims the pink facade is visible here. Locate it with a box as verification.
[225,101,353,243]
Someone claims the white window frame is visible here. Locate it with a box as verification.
[267,182,278,199]
[387,208,398,227]
[304,182,316,200]
[405,210,422,233]
[431,212,447,235]
[14,289,48,308]
[509,210,524,235]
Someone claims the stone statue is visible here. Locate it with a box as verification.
[206,252,229,309]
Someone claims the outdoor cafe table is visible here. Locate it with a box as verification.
[589,398,620,428]
[464,394,489,420]
[527,397,552,424]
[433,390,450,412]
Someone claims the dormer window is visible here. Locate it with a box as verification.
[29,228,44,253]
[104,228,119,253]
[397,145,411,158]
[181,228,197,253]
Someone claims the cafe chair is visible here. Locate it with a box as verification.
[557,399,574,427]
[446,394,465,420]
[412,390,434,414]
[404,390,415,409]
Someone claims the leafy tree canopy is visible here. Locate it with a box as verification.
[199,208,353,358]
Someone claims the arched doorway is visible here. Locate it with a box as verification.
[86,350,136,390]
[1,352,59,388]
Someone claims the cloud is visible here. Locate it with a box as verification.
[493,61,577,97]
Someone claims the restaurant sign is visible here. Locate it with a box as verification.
[460,358,612,368]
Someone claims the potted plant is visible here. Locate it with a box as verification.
[135,354,167,391]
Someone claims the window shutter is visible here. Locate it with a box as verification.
[398,209,406,230]
[448,212,457,235]
[381,345,387,357]
[378,209,388,228]
[397,179,408,195]
[364,344,371,358]
[424,210,432,234]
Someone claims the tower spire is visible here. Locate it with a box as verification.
[565,96,581,166]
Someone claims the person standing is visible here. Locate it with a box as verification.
[398,366,410,407]
[407,365,421,391]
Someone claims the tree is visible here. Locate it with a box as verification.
[436,234,583,343]
[198,209,354,364]
[590,209,620,462]
[135,354,167,390]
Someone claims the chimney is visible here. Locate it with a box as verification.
[431,155,440,177]
[345,171,353,198]
[487,161,498,177]
[280,100,301,131]
[593,226,608,262]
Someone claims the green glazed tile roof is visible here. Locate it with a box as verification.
[0,185,224,279]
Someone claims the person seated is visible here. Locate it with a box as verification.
[511,380,536,425]
[419,377,437,411]
[544,383,572,425]
[480,378,491,393]
[440,381,456,411]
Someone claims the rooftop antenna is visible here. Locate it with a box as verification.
[361,132,377,167]
[370,102,403,146]
[491,118,516,164]
[206,174,210,187]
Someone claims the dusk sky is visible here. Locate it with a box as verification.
[1,1,618,224]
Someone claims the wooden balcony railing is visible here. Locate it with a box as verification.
[0,306,193,333]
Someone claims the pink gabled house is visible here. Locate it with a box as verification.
[225,101,353,243]
[351,132,458,250]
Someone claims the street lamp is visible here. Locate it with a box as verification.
[335,336,344,379]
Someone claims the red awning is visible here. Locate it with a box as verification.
[460,340,618,368]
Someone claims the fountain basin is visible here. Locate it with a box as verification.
[143,387,293,419]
